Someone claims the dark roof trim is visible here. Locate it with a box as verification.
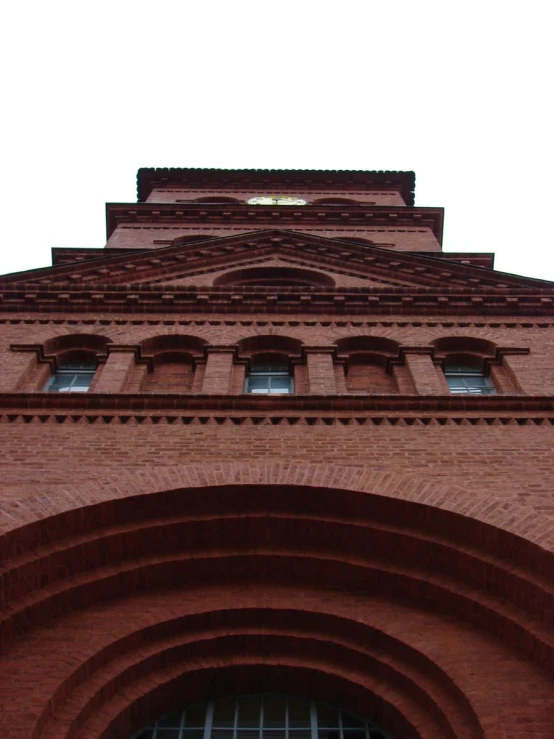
[137,168,416,206]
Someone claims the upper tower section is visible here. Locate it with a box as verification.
[105,168,444,254]
[137,168,415,207]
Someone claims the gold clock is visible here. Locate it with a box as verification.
[247,196,307,206]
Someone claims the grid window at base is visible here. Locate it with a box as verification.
[131,695,392,739]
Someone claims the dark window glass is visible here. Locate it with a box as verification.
[158,714,182,728]
[263,696,286,727]
[238,696,261,727]
[317,705,338,728]
[44,362,96,393]
[186,704,207,727]
[213,697,237,727]
[245,363,293,394]
[288,697,310,727]
[444,363,495,395]
[130,694,393,739]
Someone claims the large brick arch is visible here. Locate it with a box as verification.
[0,470,553,739]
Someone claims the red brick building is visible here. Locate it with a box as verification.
[0,168,552,739]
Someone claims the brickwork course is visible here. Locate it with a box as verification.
[0,168,553,739]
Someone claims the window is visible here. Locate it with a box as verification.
[444,362,495,395]
[245,362,293,394]
[130,694,393,739]
[44,360,96,393]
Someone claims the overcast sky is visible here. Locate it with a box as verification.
[1,2,552,281]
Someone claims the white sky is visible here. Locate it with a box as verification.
[1,2,553,281]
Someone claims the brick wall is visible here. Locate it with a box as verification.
[0,164,553,738]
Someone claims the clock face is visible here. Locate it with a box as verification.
[247,196,307,206]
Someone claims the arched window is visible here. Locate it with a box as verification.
[444,359,495,395]
[43,351,97,393]
[245,360,294,394]
[130,694,393,739]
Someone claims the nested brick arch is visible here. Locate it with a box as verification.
[0,472,553,739]
[432,336,498,355]
[138,333,208,356]
[42,332,113,355]
[0,475,553,739]
[236,334,304,357]
[213,265,336,288]
[32,608,485,739]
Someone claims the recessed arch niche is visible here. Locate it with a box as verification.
[213,267,335,288]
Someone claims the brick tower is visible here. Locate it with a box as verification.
[0,169,552,739]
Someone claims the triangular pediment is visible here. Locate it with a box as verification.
[150,255,398,290]
[1,229,552,293]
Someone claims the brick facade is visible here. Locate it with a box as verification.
[0,168,552,739]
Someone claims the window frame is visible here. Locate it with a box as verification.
[444,362,495,395]
[245,362,294,395]
[43,359,97,393]
[129,694,393,739]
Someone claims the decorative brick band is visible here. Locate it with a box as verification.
[1,288,553,315]
[2,318,552,328]
[0,391,550,413]
[0,413,553,426]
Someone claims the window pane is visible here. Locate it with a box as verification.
[238,696,261,727]
[342,731,366,739]
[157,730,181,739]
[317,705,338,728]
[129,695,389,739]
[47,374,76,391]
[212,731,234,739]
[446,372,494,395]
[71,374,94,392]
[263,696,286,727]
[446,377,467,389]
[213,697,236,727]
[319,731,341,739]
[186,704,207,727]
[270,377,291,391]
[288,697,310,728]
[342,714,365,729]
[158,713,182,727]
[248,377,270,392]
[470,376,490,387]
[182,731,204,739]
[236,731,260,739]
[251,363,288,373]
[46,371,94,392]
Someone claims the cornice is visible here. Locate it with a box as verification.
[105,203,443,242]
[50,247,495,271]
[0,286,553,316]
